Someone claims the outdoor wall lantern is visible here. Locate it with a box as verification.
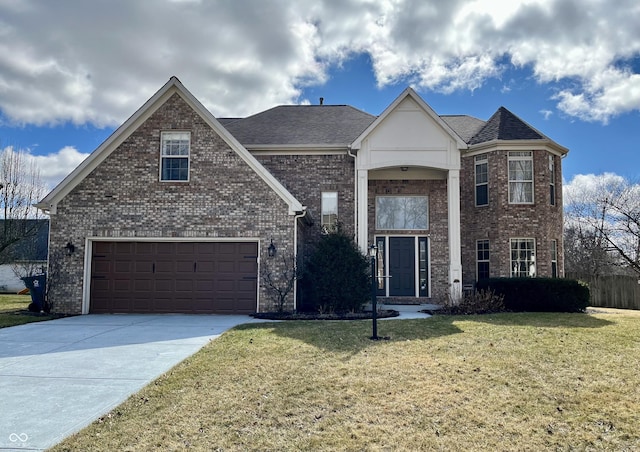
[268,239,276,257]
[65,242,75,255]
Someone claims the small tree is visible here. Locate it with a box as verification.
[565,174,640,276]
[260,253,300,312]
[0,146,47,264]
[301,227,369,313]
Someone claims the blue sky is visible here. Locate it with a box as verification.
[0,1,639,191]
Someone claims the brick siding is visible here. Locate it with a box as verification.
[460,150,564,285]
[49,93,296,314]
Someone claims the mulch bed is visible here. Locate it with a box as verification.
[251,309,399,320]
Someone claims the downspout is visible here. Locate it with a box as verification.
[293,208,307,311]
[347,146,357,243]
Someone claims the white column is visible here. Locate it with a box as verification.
[357,169,369,253]
[448,169,463,301]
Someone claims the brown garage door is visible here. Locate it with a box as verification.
[90,241,258,314]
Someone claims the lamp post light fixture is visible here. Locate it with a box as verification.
[369,243,379,340]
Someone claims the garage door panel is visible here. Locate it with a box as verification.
[155,261,175,273]
[90,241,258,314]
[115,242,134,254]
[176,260,194,273]
[196,261,214,272]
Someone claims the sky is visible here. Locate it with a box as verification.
[0,0,639,195]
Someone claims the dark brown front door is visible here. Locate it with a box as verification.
[90,241,258,314]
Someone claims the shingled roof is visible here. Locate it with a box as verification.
[440,115,486,143]
[468,106,543,145]
[219,102,556,149]
[223,105,376,147]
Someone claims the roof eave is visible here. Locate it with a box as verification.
[466,139,569,155]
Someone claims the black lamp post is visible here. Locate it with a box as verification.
[369,243,378,340]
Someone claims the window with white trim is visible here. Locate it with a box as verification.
[549,154,556,206]
[160,131,190,181]
[376,196,428,230]
[475,154,488,206]
[508,151,533,204]
[551,239,558,278]
[511,238,536,277]
[321,191,338,233]
[476,239,490,280]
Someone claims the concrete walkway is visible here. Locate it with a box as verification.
[0,307,435,451]
[0,314,271,451]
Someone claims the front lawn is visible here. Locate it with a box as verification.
[52,310,640,451]
[0,294,57,329]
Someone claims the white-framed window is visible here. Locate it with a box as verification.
[549,154,556,206]
[321,191,338,233]
[508,151,533,204]
[476,239,490,280]
[376,196,429,230]
[475,154,488,206]
[510,238,536,277]
[160,131,190,182]
[551,239,558,278]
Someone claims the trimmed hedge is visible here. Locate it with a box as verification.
[475,278,590,313]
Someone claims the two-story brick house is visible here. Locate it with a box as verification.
[37,77,567,315]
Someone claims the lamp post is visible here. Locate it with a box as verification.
[369,243,378,340]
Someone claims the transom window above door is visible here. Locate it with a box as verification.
[376,196,428,230]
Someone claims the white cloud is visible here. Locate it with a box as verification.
[0,0,638,125]
[563,172,631,205]
[539,109,552,120]
[30,146,90,191]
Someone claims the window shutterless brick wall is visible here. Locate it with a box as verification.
[48,94,296,314]
[460,150,564,285]
[255,153,355,256]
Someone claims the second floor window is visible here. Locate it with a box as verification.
[475,154,488,206]
[508,151,533,204]
[321,192,338,233]
[160,131,190,181]
[376,196,429,230]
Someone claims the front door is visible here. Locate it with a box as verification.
[389,237,415,296]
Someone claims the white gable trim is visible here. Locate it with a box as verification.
[37,77,305,215]
[350,87,468,151]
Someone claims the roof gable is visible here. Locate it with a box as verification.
[351,88,468,151]
[37,77,304,215]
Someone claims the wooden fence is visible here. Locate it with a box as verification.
[566,273,640,310]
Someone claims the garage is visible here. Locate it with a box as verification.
[89,241,258,314]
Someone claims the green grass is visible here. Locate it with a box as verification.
[0,294,58,328]
[52,310,640,451]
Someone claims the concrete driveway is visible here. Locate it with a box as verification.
[0,314,268,451]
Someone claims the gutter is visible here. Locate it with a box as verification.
[347,146,357,242]
[292,208,308,311]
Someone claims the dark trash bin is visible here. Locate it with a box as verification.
[21,274,47,312]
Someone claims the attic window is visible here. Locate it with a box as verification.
[160,131,190,181]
